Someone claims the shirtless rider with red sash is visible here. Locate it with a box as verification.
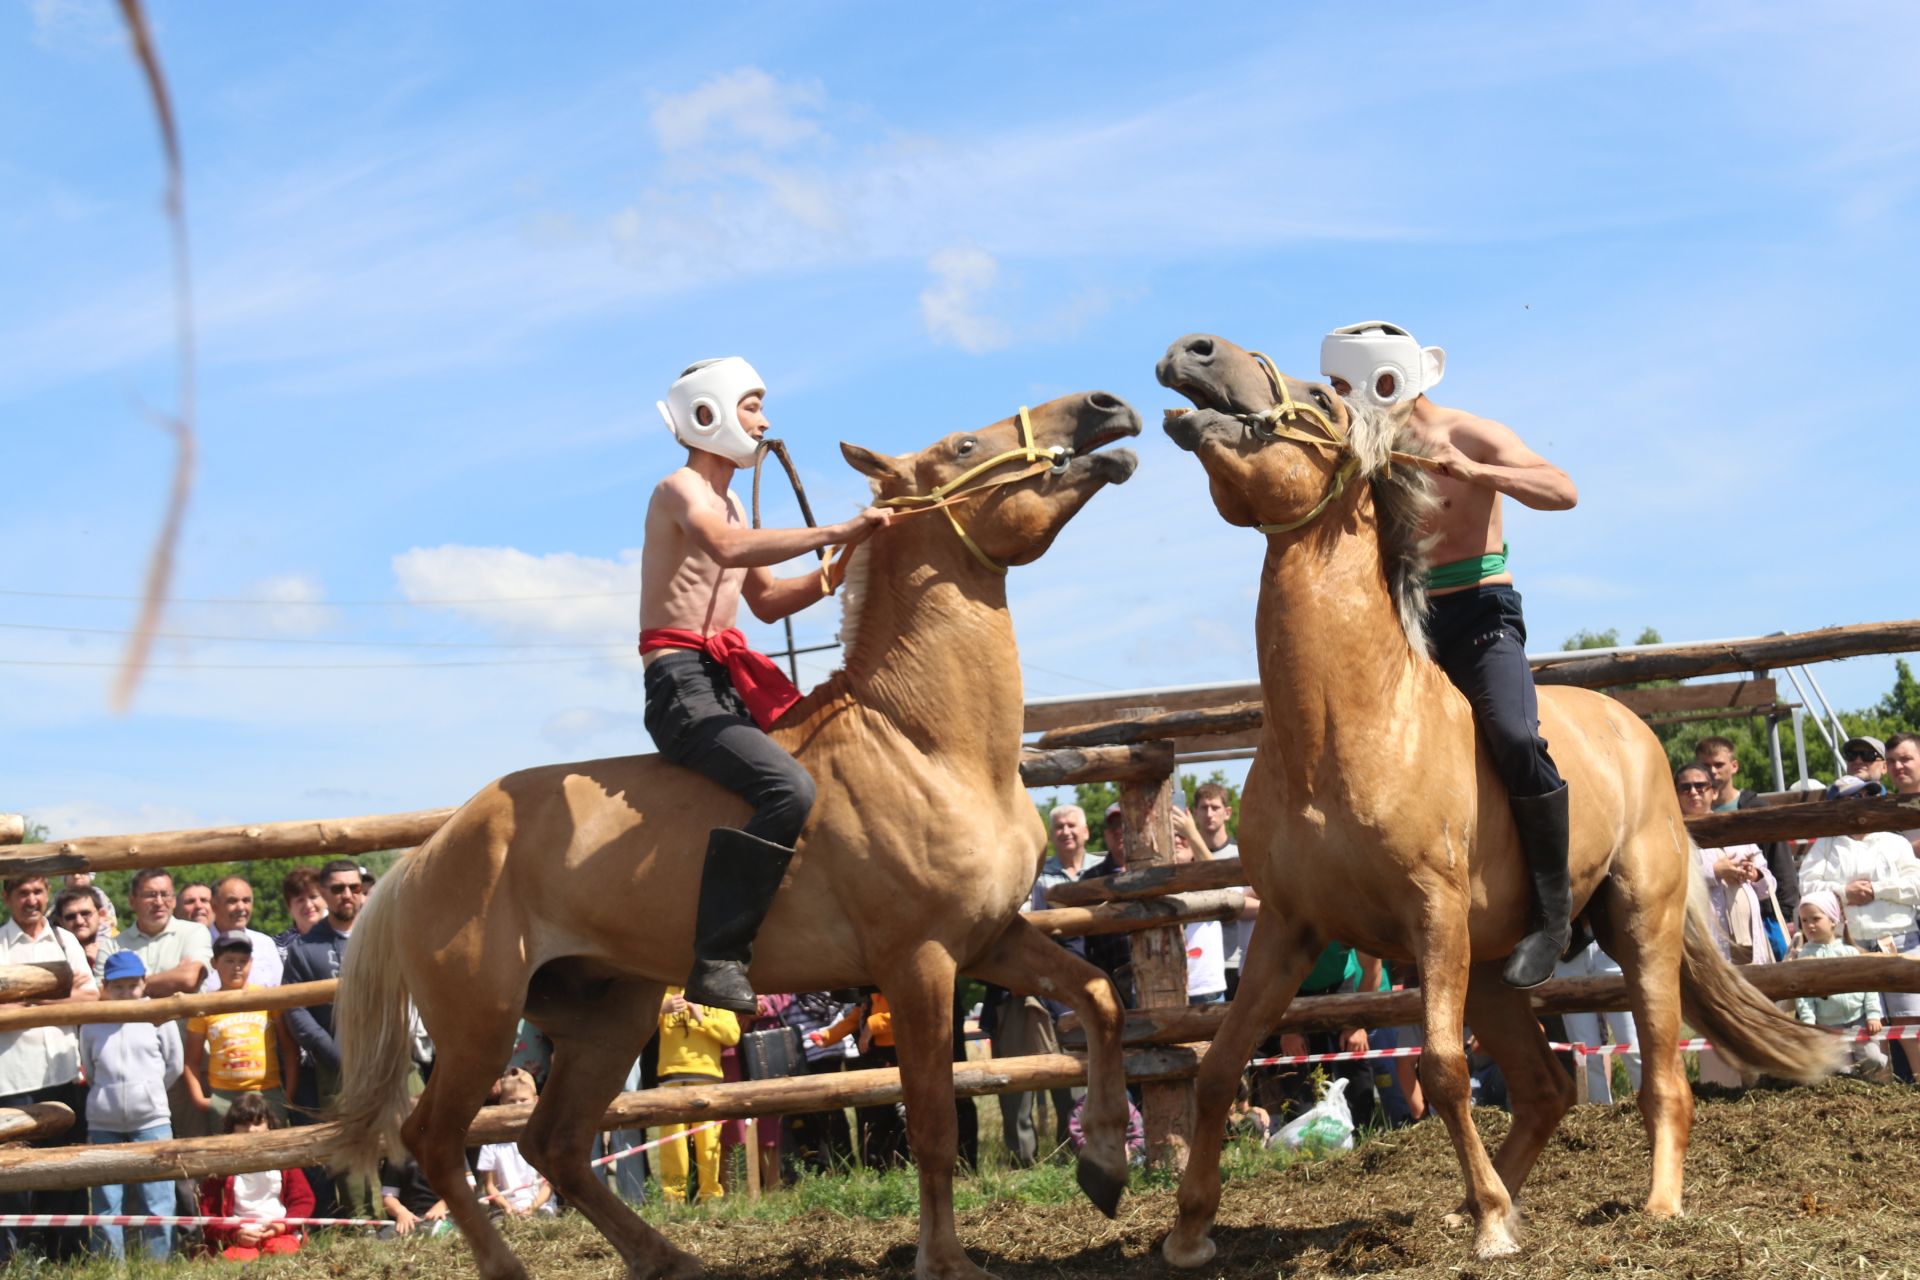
[1321,323,1580,989]
[641,357,891,1014]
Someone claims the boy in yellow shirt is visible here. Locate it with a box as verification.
[652,988,740,1203]
[184,932,298,1123]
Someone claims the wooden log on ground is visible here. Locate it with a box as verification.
[0,1102,75,1145]
[1047,856,1249,908]
[0,962,73,1003]
[0,980,335,1033]
[1029,890,1245,940]
[1530,619,1920,689]
[1058,954,1920,1047]
[1688,794,1920,846]
[0,808,455,877]
[1036,702,1263,750]
[1018,741,1175,788]
[0,815,23,846]
[0,1047,1202,1193]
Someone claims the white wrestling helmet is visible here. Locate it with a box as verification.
[1320,321,1445,410]
[657,357,767,466]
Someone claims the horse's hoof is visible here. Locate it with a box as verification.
[913,1252,997,1280]
[1075,1153,1127,1218]
[1442,1209,1471,1231]
[1162,1230,1217,1270]
[1473,1211,1522,1259]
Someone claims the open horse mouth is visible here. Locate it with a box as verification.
[1069,392,1142,482]
[1155,335,1239,415]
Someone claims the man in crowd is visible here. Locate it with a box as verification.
[1192,784,1254,998]
[206,875,283,989]
[283,859,363,1115]
[1843,735,1888,784]
[277,867,328,961]
[62,872,116,936]
[52,888,118,985]
[174,882,215,927]
[118,869,212,998]
[1080,804,1133,999]
[1695,736,1797,942]
[0,875,100,1260]
[1887,732,1920,857]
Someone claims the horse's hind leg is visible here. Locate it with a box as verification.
[1163,907,1319,1271]
[1588,868,1691,1217]
[880,941,987,1280]
[402,987,529,1280]
[1418,905,1521,1259]
[521,971,700,1280]
[1464,967,1575,1200]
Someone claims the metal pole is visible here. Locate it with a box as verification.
[1792,706,1811,784]
[1797,666,1853,751]
[1766,713,1787,791]
[1782,669,1839,757]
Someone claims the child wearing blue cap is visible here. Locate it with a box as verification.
[77,951,184,1261]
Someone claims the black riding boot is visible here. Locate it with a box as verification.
[684,827,795,1016]
[1501,784,1572,990]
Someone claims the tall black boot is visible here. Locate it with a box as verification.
[1501,784,1572,990]
[684,827,795,1015]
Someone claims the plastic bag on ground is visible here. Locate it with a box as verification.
[1270,1075,1355,1154]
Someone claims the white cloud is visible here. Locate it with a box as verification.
[649,69,825,153]
[390,544,640,643]
[919,246,1010,354]
[28,0,120,52]
[247,572,338,635]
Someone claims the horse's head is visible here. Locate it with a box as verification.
[1157,333,1392,532]
[840,391,1140,572]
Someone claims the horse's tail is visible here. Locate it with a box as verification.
[1678,860,1841,1081]
[329,850,420,1177]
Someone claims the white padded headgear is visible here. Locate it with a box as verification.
[657,357,767,465]
[1320,321,1445,410]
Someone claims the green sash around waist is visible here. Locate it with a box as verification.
[1426,542,1509,590]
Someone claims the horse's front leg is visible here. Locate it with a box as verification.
[879,941,992,1280]
[965,918,1129,1216]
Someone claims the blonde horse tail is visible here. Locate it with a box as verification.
[329,852,419,1177]
[1677,864,1841,1081]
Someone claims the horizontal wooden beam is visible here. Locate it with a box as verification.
[1686,793,1920,846]
[0,961,73,1003]
[0,980,335,1034]
[1018,742,1175,788]
[0,810,454,878]
[1029,890,1245,940]
[1036,702,1263,750]
[1047,858,1247,908]
[1024,685,1260,735]
[0,815,23,847]
[1608,677,1777,717]
[0,1103,74,1145]
[1059,953,1920,1047]
[0,1047,1203,1193]
[1531,620,1920,689]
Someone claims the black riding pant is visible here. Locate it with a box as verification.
[643,650,816,847]
[1426,585,1563,800]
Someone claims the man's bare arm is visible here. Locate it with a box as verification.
[742,566,834,624]
[664,477,888,569]
[1434,417,1578,511]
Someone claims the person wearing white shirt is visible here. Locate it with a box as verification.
[0,873,101,1261]
[1192,784,1252,999]
[1171,809,1228,1004]
[202,875,283,991]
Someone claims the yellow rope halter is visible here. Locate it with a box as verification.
[1242,351,1362,536]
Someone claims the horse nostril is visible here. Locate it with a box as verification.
[1086,391,1124,414]
[1183,336,1215,359]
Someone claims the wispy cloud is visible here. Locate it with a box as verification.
[919,246,1009,353]
[650,69,826,153]
[390,545,640,643]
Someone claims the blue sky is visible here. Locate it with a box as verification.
[4,2,1915,837]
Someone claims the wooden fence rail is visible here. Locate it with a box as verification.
[0,961,72,1003]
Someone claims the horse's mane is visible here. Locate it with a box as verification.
[834,534,872,657]
[1343,401,1441,657]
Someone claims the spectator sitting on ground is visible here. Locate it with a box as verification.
[175,882,215,927]
[1676,764,1775,965]
[275,868,327,961]
[1067,1089,1145,1164]
[1886,732,1920,858]
[79,951,180,1262]
[184,932,299,1124]
[477,1070,555,1217]
[1792,890,1890,1081]
[53,887,117,985]
[1228,1075,1271,1141]
[652,990,740,1203]
[1171,807,1228,1005]
[378,1155,452,1239]
[1696,736,1798,945]
[197,1093,315,1259]
[205,876,282,989]
[1842,735,1889,784]
[1798,774,1920,1078]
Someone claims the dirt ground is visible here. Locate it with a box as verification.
[274,1078,1920,1280]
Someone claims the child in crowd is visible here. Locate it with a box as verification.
[77,952,183,1262]
[1793,891,1891,1081]
[196,1093,315,1260]
[476,1070,555,1217]
[1066,1092,1147,1165]
[653,988,741,1203]
[184,932,299,1123]
[1229,1076,1272,1142]
[378,1155,453,1238]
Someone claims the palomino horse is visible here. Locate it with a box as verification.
[331,392,1142,1280]
[1155,336,1835,1263]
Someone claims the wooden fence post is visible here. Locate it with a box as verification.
[1119,766,1192,1170]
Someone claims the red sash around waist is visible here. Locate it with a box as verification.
[637,627,802,731]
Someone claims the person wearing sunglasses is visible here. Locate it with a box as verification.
[1841,735,1888,784]
[282,859,366,1132]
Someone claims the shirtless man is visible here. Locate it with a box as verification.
[642,357,891,1014]
[1321,322,1579,989]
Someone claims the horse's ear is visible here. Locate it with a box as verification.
[840,442,910,484]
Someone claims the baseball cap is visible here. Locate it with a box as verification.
[1844,736,1887,759]
[102,951,146,982]
[1825,775,1886,801]
[211,930,254,955]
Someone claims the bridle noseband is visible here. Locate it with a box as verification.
[1236,351,1362,536]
